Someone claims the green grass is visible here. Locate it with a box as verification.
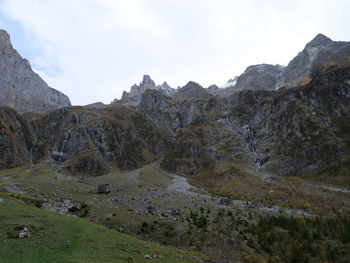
[0,195,202,263]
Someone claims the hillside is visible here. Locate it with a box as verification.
[0,193,203,263]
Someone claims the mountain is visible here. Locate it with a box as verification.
[283,33,350,86]
[226,33,350,92]
[0,30,71,114]
[139,62,350,177]
[113,75,176,106]
[234,64,284,91]
[1,33,350,263]
[174,81,212,100]
[2,33,349,178]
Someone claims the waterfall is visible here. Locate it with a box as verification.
[245,125,263,172]
[58,128,73,162]
[246,125,256,152]
[74,113,79,124]
[29,136,38,163]
[255,160,261,172]
[225,116,233,128]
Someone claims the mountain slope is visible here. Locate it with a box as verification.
[113,75,176,106]
[0,194,201,263]
[226,34,350,93]
[0,29,71,113]
[174,81,212,100]
[157,62,350,177]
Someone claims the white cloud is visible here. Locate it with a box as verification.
[1,0,350,104]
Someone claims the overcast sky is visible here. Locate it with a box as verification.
[0,0,349,105]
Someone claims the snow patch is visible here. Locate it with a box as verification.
[221,79,237,88]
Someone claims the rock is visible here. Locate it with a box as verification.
[283,33,349,87]
[29,105,170,174]
[219,198,232,206]
[86,102,106,108]
[229,33,350,92]
[233,64,284,91]
[174,81,212,100]
[98,184,111,194]
[157,81,177,96]
[42,200,84,216]
[0,29,71,113]
[207,84,220,95]
[113,75,176,106]
[65,151,110,177]
[168,209,180,216]
[18,226,31,238]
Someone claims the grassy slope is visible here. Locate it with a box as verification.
[0,195,201,263]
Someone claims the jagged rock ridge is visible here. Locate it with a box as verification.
[226,33,350,92]
[113,75,177,106]
[174,81,212,100]
[113,34,350,103]
[0,29,71,114]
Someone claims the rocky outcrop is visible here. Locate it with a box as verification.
[227,34,350,92]
[234,64,284,91]
[86,102,106,108]
[65,151,111,177]
[113,75,176,106]
[157,81,177,96]
[0,29,71,114]
[174,81,212,100]
[283,34,350,87]
[207,85,220,95]
[29,105,171,175]
[159,62,350,176]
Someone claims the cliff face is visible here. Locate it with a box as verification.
[226,34,350,92]
[233,64,284,91]
[174,81,212,101]
[28,105,171,176]
[283,34,350,87]
[139,62,350,177]
[0,106,34,169]
[0,30,71,114]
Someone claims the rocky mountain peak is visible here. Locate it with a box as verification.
[115,75,176,105]
[184,81,201,88]
[226,34,349,92]
[0,29,12,50]
[0,29,71,113]
[161,81,170,88]
[233,64,284,91]
[306,33,333,48]
[157,81,176,96]
[174,81,212,100]
[141,74,156,86]
[283,33,350,87]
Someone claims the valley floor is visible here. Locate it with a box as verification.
[0,161,349,262]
